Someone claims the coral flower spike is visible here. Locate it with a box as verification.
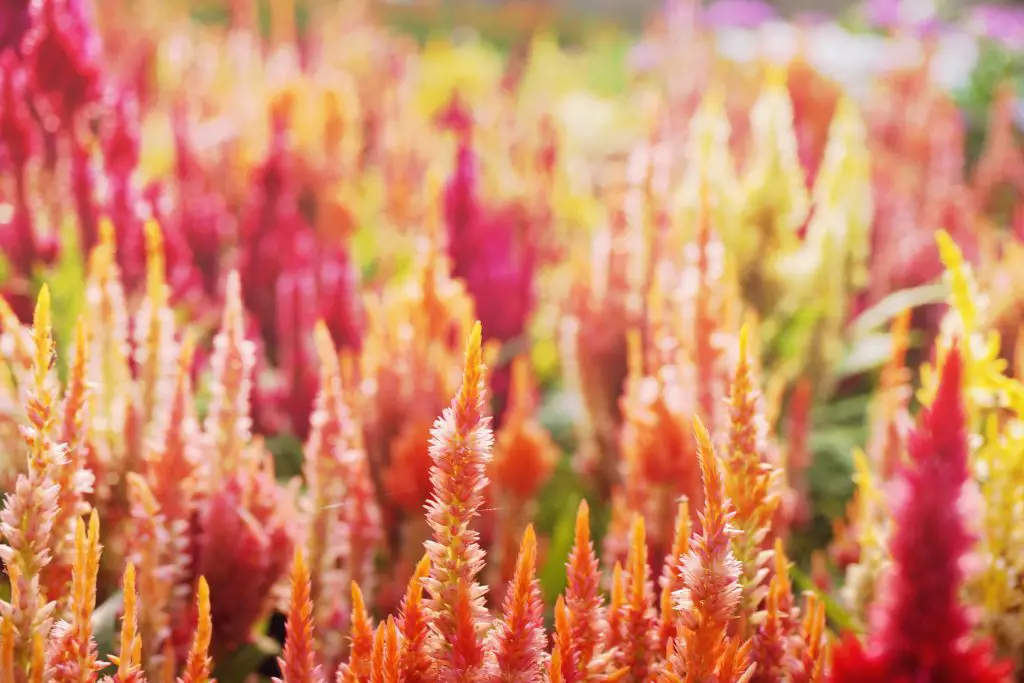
[829,343,1012,683]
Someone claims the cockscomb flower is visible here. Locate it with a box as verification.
[303,321,372,670]
[275,549,324,683]
[369,617,401,683]
[338,582,373,683]
[22,0,103,128]
[125,474,179,678]
[0,0,31,55]
[616,515,658,681]
[667,417,747,683]
[741,66,810,255]
[793,592,827,683]
[658,499,690,655]
[191,456,296,658]
[396,554,433,683]
[488,525,546,682]
[725,325,781,627]
[747,540,799,683]
[0,286,62,679]
[422,321,493,682]
[562,500,618,681]
[203,271,256,482]
[104,563,146,683]
[829,346,1012,683]
[47,511,103,683]
[179,577,213,683]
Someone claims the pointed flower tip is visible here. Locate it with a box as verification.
[34,284,51,327]
[467,320,483,367]
[99,217,115,249]
[522,523,537,553]
[575,499,591,539]
[312,320,336,365]
[144,218,163,253]
[931,342,964,423]
[692,415,713,456]
[738,323,749,361]
[291,546,308,580]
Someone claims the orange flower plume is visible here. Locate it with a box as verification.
[422,321,494,682]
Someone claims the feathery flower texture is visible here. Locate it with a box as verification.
[2,1,1024,682]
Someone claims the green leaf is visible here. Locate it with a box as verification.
[790,564,859,635]
[43,217,88,381]
[213,634,280,683]
[836,332,895,378]
[93,590,124,666]
[848,281,948,340]
[539,489,581,603]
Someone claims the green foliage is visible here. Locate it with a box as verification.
[43,218,88,381]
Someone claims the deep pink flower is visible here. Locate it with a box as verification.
[0,0,31,55]
[22,0,102,128]
[829,345,1012,683]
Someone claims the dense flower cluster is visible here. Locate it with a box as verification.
[1,0,1024,681]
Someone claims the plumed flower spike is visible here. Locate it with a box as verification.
[48,511,103,683]
[276,549,323,683]
[339,582,373,683]
[726,324,780,625]
[490,525,546,683]
[107,563,145,682]
[563,499,609,679]
[422,320,494,682]
[671,417,746,682]
[830,345,1012,683]
[397,555,433,683]
[179,577,214,683]
[204,271,257,480]
[619,515,658,680]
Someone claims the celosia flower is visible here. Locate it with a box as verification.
[369,617,401,683]
[489,525,546,682]
[275,549,324,683]
[396,555,433,683]
[338,582,373,683]
[104,563,145,683]
[616,516,658,681]
[422,321,493,682]
[666,417,748,682]
[658,499,690,654]
[22,0,103,128]
[179,577,213,683]
[47,512,103,683]
[0,0,31,55]
[0,287,63,678]
[829,346,1012,683]
[562,500,616,681]
[725,325,781,625]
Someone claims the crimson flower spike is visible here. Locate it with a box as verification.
[422,321,494,682]
[276,549,323,683]
[829,344,1012,683]
[490,525,547,683]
